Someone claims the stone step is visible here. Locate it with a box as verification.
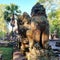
[0,54,3,60]
[13,51,27,60]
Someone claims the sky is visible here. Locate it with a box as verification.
[0,0,37,15]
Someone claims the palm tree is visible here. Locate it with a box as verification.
[4,4,21,39]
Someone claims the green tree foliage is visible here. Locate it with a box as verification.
[0,4,8,38]
[48,8,60,37]
[4,3,21,23]
[38,0,47,3]
[38,0,53,7]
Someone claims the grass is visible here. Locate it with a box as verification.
[0,47,13,60]
[0,32,6,38]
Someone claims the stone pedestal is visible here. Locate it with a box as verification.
[26,43,58,60]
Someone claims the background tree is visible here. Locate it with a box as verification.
[0,4,8,39]
[48,8,60,37]
[4,3,21,38]
[4,3,21,23]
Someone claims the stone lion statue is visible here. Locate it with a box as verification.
[26,2,57,60]
[26,2,49,50]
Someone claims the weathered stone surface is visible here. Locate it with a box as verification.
[31,2,47,17]
[13,51,27,60]
[0,54,3,60]
[0,40,9,47]
[26,43,58,60]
